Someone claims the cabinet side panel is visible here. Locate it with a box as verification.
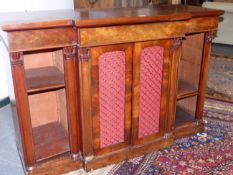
[99,51,125,148]
[138,46,164,138]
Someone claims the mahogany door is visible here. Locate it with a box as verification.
[132,39,171,145]
[90,44,133,155]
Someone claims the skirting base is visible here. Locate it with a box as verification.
[83,137,174,171]
[174,120,205,139]
[28,154,82,175]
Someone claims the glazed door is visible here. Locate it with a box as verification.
[132,39,171,144]
[90,44,133,155]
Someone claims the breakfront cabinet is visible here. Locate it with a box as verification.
[0,5,223,174]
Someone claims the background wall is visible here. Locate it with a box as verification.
[74,0,180,8]
[0,0,74,100]
[0,0,74,12]
[0,42,8,100]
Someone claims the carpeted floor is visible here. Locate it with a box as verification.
[206,54,233,101]
[66,98,233,175]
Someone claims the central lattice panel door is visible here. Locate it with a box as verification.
[91,44,133,155]
[132,40,171,144]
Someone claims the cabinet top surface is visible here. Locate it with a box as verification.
[0,5,223,31]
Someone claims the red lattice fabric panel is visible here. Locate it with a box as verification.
[138,46,164,138]
[99,51,125,148]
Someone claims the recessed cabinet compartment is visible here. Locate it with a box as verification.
[177,33,204,100]
[24,50,70,161]
[175,33,204,130]
[25,66,65,94]
[24,50,65,94]
[175,96,197,127]
[29,90,69,161]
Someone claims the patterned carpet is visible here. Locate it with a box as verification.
[66,98,233,175]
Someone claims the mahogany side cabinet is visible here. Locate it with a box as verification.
[0,5,223,174]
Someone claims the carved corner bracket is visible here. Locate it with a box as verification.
[79,47,90,62]
[205,31,215,43]
[171,38,182,54]
[63,46,77,60]
[10,52,24,66]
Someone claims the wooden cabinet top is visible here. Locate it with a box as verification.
[1,5,223,31]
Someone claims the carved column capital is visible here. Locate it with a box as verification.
[79,47,90,62]
[173,38,182,49]
[205,31,215,43]
[10,52,24,66]
[63,46,77,60]
[171,38,182,54]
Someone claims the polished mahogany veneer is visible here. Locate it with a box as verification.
[0,5,223,174]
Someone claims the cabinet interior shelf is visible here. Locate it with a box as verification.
[177,79,198,100]
[32,121,69,161]
[175,105,195,127]
[25,66,65,94]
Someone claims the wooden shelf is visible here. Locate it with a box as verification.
[25,66,65,94]
[175,105,195,127]
[177,79,198,100]
[32,122,70,161]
